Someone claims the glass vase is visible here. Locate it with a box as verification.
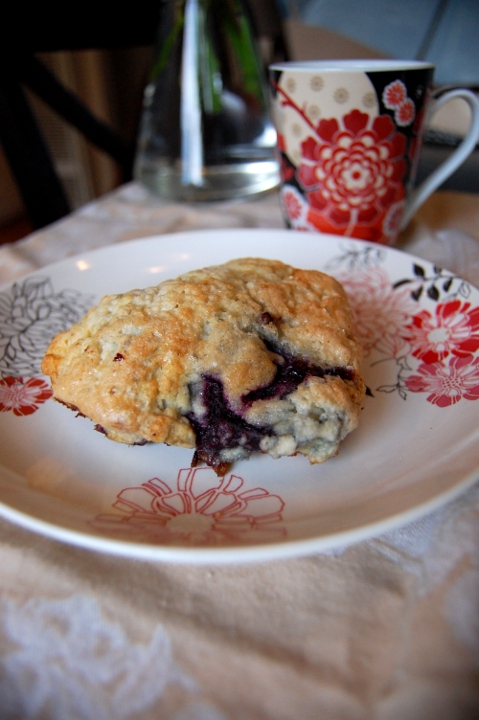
[134,0,279,201]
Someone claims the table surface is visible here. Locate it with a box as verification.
[0,183,478,720]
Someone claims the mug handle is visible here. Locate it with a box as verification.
[400,88,479,230]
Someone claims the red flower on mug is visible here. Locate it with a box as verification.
[297,109,407,243]
[396,98,416,127]
[383,80,407,109]
[405,355,479,407]
[0,376,52,416]
[277,130,287,153]
[282,184,303,221]
[277,132,295,182]
[382,80,415,126]
[280,184,313,231]
[383,200,406,240]
[405,300,479,364]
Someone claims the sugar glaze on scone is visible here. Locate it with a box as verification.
[42,258,366,475]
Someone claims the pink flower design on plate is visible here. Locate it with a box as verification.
[93,467,286,546]
[297,109,407,243]
[339,265,417,358]
[406,355,479,407]
[405,299,479,364]
[0,376,52,416]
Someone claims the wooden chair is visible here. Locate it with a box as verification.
[0,2,289,230]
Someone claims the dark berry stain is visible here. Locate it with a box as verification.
[243,341,353,404]
[187,340,355,475]
[187,377,266,456]
[259,311,275,325]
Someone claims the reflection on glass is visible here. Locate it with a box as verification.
[134,0,279,201]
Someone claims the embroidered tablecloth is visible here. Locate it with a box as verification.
[0,183,478,720]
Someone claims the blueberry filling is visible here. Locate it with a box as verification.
[187,377,266,454]
[66,337,355,473]
[242,340,353,405]
[242,357,311,405]
[188,341,355,473]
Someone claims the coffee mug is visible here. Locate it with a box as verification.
[269,60,479,245]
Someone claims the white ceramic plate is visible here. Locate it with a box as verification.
[1,229,479,563]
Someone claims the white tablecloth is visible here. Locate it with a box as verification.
[0,183,478,720]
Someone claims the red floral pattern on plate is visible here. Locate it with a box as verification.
[0,376,52,416]
[93,467,286,546]
[336,254,479,408]
[405,355,479,407]
[405,300,479,364]
[296,109,407,244]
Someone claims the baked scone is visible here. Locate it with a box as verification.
[42,258,365,475]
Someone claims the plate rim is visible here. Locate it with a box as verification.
[0,227,420,291]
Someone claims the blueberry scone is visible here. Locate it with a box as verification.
[42,258,365,475]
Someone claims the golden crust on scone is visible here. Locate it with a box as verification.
[42,257,365,474]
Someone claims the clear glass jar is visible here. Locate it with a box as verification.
[134,0,279,201]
